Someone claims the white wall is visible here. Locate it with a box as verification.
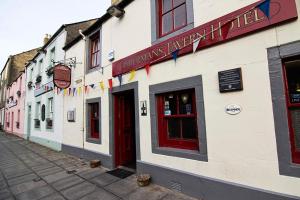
[66,0,300,197]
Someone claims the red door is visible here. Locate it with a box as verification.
[90,103,99,139]
[114,91,136,167]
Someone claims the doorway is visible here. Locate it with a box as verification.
[27,106,31,139]
[11,112,14,133]
[114,90,136,168]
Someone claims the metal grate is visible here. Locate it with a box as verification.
[170,181,182,193]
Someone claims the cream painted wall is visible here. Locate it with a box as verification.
[69,0,300,197]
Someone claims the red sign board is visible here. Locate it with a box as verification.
[53,64,71,89]
[112,0,298,77]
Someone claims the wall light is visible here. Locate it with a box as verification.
[107,5,125,18]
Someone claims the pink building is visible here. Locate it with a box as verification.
[4,72,25,138]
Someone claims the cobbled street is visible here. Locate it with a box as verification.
[0,132,197,200]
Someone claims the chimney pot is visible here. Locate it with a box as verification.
[43,34,50,45]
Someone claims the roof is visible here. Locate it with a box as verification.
[63,0,134,51]
[26,18,98,68]
[7,48,39,86]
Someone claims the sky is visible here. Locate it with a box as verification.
[0,0,110,72]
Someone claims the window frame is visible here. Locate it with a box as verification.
[158,0,187,38]
[149,75,207,161]
[268,41,300,178]
[282,59,300,164]
[86,98,101,144]
[156,89,199,150]
[87,30,101,72]
[150,0,194,44]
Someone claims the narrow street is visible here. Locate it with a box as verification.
[0,132,197,200]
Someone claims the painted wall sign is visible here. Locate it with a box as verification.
[6,100,17,108]
[218,68,243,93]
[34,81,54,97]
[225,104,242,115]
[53,64,71,89]
[112,0,298,77]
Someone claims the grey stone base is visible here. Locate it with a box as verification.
[137,161,300,200]
[62,144,112,169]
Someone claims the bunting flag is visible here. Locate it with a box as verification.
[145,64,151,76]
[118,75,123,86]
[256,0,271,19]
[89,84,95,89]
[193,38,201,53]
[99,81,105,92]
[221,21,232,40]
[128,70,136,82]
[63,89,67,96]
[172,49,179,62]
[73,88,76,96]
[68,88,72,96]
[78,87,82,95]
[108,79,113,90]
[85,85,88,94]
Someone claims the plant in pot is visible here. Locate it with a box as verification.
[17,90,21,97]
[46,67,54,77]
[35,75,42,83]
[27,81,33,89]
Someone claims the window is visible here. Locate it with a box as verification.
[38,59,43,74]
[49,48,55,66]
[150,76,207,161]
[283,59,300,164]
[30,68,33,81]
[48,98,53,118]
[35,102,41,128]
[89,103,99,139]
[159,0,187,37]
[86,98,101,144]
[156,89,198,150]
[89,32,100,69]
[17,110,20,129]
[19,76,22,91]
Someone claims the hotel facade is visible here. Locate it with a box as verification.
[58,0,300,199]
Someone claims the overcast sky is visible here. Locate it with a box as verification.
[0,0,110,72]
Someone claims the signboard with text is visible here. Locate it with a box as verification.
[112,0,298,77]
[53,64,71,89]
[218,68,243,93]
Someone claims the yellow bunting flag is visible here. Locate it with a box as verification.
[78,87,82,95]
[63,89,67,96]
[128,70,136,82]
[99,81,105,92]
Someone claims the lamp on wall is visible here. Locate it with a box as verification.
[107,5,125,18]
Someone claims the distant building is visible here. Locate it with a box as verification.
[24,19,97,150]
[0,48,38,130]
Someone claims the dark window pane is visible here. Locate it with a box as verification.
[94,119,99,136]
[285,60,300,104]
[174,4,187,29]
[290,109,300,150]
[164,93,177,115]
[179,92,193,114]
[182,118,197,139]
[167,118,180,139]
[162,12,173,35]
[163,0,172,13]
[173,0,185,7]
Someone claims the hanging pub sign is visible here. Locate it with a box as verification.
[53,64,71,89]
[218,68,243,93]
[112,0,298,77]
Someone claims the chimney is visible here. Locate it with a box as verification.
[43,34,50,45]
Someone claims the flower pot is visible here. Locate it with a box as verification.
[137,174,151,187]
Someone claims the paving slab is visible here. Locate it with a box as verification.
[162,192,198,200]
[51,175,84,191]
[77,168,106,180]
[0,180,7,189]
[91,173,120,187]
[104,175,139,198]
[10,180,47,195]
[79,188,120,200]
[7,173,38,186]
[43,170,72,183]
[40,193,66,200]
[16,185,54,200]
[0,188,13,199]
[61,181,97,200]
[36,166,64,177]
[123,184,168,200]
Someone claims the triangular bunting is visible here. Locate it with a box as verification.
[172,49,179,62]
[85,86,88,94]
[89,84,95,89]
[128,70,136,82]
[108,79,113,90]
[221,21,232,40]
[99,81,105,92]
[256,0,271,19]
[193,38,201,53]
[145,64,151,76]
[118,75,123,86]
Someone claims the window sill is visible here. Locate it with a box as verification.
[86,137,101,144]
[86,65,101,74]
[152,146,207,162]
[152,23,194,45]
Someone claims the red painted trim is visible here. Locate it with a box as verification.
[112,0,298,77]
[282,61,300,164]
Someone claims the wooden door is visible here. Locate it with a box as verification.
[90,103,99,139]
[114,91,136,167]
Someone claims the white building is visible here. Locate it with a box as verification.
[61,0,300,199]
[24,20,96,150]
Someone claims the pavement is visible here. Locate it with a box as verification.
[0,132,198,200]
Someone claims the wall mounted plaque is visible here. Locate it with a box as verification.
[218,68,243,93]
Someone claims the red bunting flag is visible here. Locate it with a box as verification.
[108,79,113,90]
[85,86,88,94]
[68,88,71,96]
[145,64,151,76]
[221,21,232,40]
